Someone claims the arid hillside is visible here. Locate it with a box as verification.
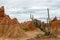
[0,6,60,40]
[0,6,27,38]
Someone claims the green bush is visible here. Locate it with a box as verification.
[23,27,29,31]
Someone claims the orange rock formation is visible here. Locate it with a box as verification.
[20,20,41,31]
[0,6,60,38]
[0,6,27,38]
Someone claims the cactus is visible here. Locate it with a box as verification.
[30,14,34,21]
[30,13,50,35]
[47,8,51,25]
[30,14,40,27]
[33,19,40,28]
[47,8,51,35]
[47,8,50,24]
[40,22,46,31]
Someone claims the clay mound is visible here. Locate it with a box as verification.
[0,15,11,25]
[26,21,37,30]
[2,25,27,38]
[46,17,60,34]
[20,20,41,31]
[11,18,20,25]
[0,15,12,36]
[0,6,27,38]
[51,16,57,22]
[0,16,27,38]
[27,20,41,30]
[20,21,36,31]
[49,17,60,33]
[51,20,60,33]
[0,6,4,17]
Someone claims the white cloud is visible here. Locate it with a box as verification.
[0,0,60,22]
[4,0,60,11]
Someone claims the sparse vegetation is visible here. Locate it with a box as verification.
[33,19,40,28]
[36,34,41,38]
[23,27,29,31]
[35,34,45,39]
[0,6,60,40]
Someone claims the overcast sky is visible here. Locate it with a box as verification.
[2,0,60,9]
[0,0,60,22]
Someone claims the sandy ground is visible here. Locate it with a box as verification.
[0,29,60,40]
[0,29,44,40]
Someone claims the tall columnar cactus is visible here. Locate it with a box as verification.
[47,8,51,24]
[47,8,51,34]
[30,14,40,27]
[47,8,50,24]
[30,14,34,21]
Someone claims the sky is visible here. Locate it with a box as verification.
[0,0,60,22]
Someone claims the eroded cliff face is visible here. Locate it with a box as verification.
[46,17,60,34]
[0,6,27,38]
[0,6,20,27]
[20,20,41,31]
[0,6,60,39]
[0,6,5,17]
[51,20,60,33]
[51,16,57,22]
